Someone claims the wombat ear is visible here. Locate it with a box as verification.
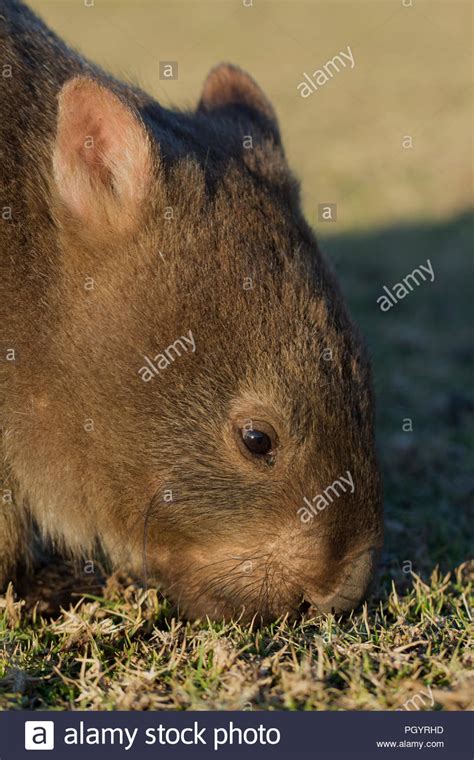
[53,77,152,233]
[198,63,280,141]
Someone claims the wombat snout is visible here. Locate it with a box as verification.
[166,546,378,622]
[302,548,378,615]
[158,511,380,622]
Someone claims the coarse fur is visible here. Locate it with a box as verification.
[0,0,383,621]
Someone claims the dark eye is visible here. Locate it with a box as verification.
[234,419,278,466]
[242,428,272,455]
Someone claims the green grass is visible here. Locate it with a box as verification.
[0,569,471,711]
[1,212,472,711]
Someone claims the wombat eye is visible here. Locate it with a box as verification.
[235,420,277,465]
[243,429,271,455]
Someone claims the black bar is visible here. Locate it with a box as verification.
[2,710,472,759]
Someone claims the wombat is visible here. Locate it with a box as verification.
[0,0,383,621]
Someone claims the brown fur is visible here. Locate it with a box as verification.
[0,0,382,621]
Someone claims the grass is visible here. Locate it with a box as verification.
[1,212,472,711]
[0,567,472,711]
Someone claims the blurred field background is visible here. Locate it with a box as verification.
[28,0,472,232]
[1,0,472,711]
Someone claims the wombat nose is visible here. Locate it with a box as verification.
[297,599,312,616]
[312,592,361,615]
[307,547,378,615]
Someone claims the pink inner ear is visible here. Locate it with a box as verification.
[73,105,111,183]
[53,77,151,223]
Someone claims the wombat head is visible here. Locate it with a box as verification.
[44,64,382,621]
